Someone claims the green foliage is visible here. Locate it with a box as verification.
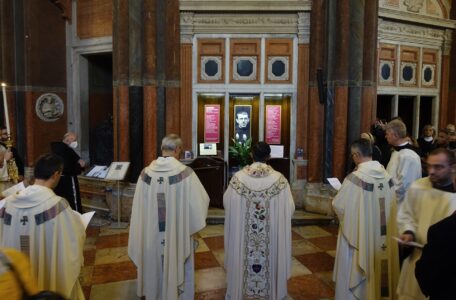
[229,138,253,167]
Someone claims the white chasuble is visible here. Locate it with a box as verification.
[0,185,86,299]
[386,149,421,206]
[128,157,209,300]
[397,178,456,300]
[333,160,400,300]
[224,162,295,300]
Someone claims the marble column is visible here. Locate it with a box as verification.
[444,20,455,127]
[307,0,327,182]
[128,0,144,181]
[113,0,181,181]
[112,0,130,163]
[143,0,158,165]
[329,0,378,178]
[360,0,378,133]
[330,0,350,180]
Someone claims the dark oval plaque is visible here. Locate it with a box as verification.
[204,60,219,77]
[381,64,391,80]
[272,60,285,77]
[402,66,414,81]
[423,67,433,83]
[237,60,253,77]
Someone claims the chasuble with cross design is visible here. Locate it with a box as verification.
[223,162,295,300]
[332,160,400,300]
[128,156,209,300]
[0,184,86,299]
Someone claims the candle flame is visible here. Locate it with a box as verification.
[1,83,6,87]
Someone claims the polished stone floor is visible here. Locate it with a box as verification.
[81,221,338,299]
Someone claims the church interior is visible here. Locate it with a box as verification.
[1,0,456,299]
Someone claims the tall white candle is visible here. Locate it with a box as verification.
[1,83,10,136]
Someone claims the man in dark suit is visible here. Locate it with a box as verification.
[415,212,456,299]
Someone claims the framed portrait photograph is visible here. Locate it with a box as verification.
[234,105,252,142]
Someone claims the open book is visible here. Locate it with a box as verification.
[85,165,109,179]
[327,177,342,191]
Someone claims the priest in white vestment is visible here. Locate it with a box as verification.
[0,154,86,299]
[384,119,421,206]
[224,141,295,300]
[333,138,400,300]
[0,144,14,193]
[128,134,210,300]
[397,148,456,300]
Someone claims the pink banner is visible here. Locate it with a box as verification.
[265,105,281,144]
[204,104,220,143]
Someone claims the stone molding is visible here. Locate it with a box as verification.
[180,13,300,34]
[378,19,446,47]
[443,28,453,55]
[179,0,311,11]
[180,12,194,43]
[378,7,456,29]
[297,12,311,44]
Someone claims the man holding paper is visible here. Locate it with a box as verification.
[397,148,456,300]
[332,139,399,300]
[0,154,86,299]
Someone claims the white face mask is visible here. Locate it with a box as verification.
[69,141,78,149]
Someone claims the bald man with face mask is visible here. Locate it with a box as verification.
[50,132,85,212]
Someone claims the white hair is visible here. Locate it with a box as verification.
[161,134,182,151]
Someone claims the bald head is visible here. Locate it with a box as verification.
[63,132,77,145]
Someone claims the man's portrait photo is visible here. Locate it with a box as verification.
[234,105,251,142]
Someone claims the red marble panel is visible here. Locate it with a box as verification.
[117,85,130,161]
[440,55,451,129]
[319,224,339,236]
[82,286,92,300]
[203,236,224,251]
[292,230,305,241]
[296,45,309,162]
[143,86,158,164]
[84,249,96,266]
[195,288,227,300]
[295,252,335,273]
[361,86,376,132]
[180,44,193,150]
[86,226,100,238]
[95,233,129,249]
[92,261,137,284]
[166,87,181,135]
[194,251,220,270]
[332,86,349,180]
[308,236,338,251]
[287,274,334,300]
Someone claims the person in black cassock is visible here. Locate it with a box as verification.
[50,132,85,212]
[415,212,456,300]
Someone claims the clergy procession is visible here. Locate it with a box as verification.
[0,118,453,299]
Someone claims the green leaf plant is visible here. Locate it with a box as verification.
[228,138,253,167]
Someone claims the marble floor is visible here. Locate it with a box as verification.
[81,221,338,300]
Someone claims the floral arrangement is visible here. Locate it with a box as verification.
[228,138,253,167]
